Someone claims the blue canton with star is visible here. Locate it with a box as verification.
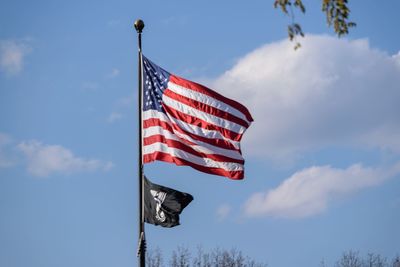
[142,56,171,113]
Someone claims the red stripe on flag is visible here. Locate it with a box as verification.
[170,75,253,123]
[143,152,244,180]
[163,89,250,128]
[143,118,241,152]
[143,134,245,164]
[162,104,243,141]
[143,118,196,146]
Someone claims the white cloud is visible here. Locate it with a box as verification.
[17,140,113,177]
[115,95,134,108]
[216,204,232,222]
[0,132,15,168]
[106,68,120,78]
[81,81,98,91]
[393,51,400,66]
[243,162,400,218]
[107,19,121,27]
[107,112,123,123]
[103,161,115,171]
[0,40,31,75]
[161,16,188,26]
[106,95,134,124]
[212,35,400,161]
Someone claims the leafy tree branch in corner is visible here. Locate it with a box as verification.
[274,0,356,49]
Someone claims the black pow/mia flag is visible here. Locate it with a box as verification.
[143,176,193,228]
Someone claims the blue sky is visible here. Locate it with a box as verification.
[1,1,400,267]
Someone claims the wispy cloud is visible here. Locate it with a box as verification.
[82,68,119,92]
[216,204,232,222]
[107,112,123,123]
[115,95,134,108]
[106,68,120,79]
[243,162,400,218]
[213,35,400,162]
[0,132,15,168]
[105,95,134,123]
[81,81,98,91]
[107,19,121,28]
[17,140,113,177]
[0,39,31,75]
[161,16,188,26]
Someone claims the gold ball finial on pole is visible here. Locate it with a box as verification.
[134,19,145,33]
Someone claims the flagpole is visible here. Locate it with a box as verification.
[134,19,146,267]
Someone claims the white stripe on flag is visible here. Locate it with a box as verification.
[143,142,244,172]
[162,93,247,134]
[167,82,252,125]
[143,125,244,160]
[143,110,241,149]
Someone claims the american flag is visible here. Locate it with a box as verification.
[142,56,253,180]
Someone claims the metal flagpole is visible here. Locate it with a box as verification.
[134,19,146,267]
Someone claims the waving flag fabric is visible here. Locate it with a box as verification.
[142,56,253,179]
[144,176,193,228]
